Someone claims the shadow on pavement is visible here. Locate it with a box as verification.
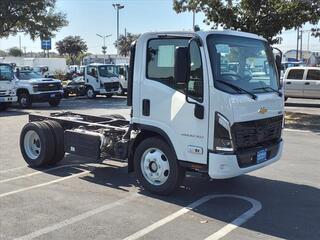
[285,112,320,133]
[0,110,28,117]
[42,155,320,240]
[285,102,320,109]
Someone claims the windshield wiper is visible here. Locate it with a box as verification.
[253,87,282,97]
[216,80,257,100]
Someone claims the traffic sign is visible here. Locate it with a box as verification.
[41,39,51,50]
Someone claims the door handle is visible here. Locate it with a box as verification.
[142,99,150,116]
[286,82,291,84]
[304,82,310,85]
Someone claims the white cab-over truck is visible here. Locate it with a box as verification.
[84,63,121,98]
[0,63,17,111]
[19,30,284,195]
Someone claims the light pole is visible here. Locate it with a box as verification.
[112,3,124,54]
[96,34,112,64]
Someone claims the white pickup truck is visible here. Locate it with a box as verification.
[0,63,17,111]
[15,69,63,108]
[19,30,284,195]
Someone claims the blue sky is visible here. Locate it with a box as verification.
[0,0,319,54]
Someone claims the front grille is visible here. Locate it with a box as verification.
[104,82,119,91]
[231,115,283,150]
[37,83,61,91]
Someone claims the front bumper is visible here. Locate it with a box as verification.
[0,96,18,103]
[208,140,283,179]
[31,91,62,102]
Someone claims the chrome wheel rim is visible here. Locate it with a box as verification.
[20,97,28,106]
[140,148,170,186]
[24,130,41,160]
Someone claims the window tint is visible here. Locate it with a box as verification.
[0,65,13,81]
[287,69,304,80]
[146,38,188,87]
[306,70,320,80]
[188,40,203,102]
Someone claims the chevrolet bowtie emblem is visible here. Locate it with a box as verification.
[258,107,268,114]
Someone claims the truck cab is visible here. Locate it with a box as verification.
[15,68,63,108]
[128,30,284,184]
[84,63,120,98]
[0,63,17,111]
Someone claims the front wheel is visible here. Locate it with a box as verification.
[86,86,96,99]
[18,92,32,108]
[49,99,61,107]
[134,137,185,195]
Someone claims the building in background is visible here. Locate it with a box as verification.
[82,54,129,65]
[283,50,320,66]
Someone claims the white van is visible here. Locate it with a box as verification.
[284,67,320,100]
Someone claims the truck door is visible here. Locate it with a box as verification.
[86,66,100,90]
[303,69,320,98]
[138,37,209,164]
[285,68,305,97]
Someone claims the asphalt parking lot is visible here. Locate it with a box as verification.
[0,97,319,240]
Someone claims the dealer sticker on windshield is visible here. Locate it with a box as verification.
[257,149,267,164]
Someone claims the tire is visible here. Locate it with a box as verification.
[106,94,113,98]
[18,92,32,108]
[49,99,61,107]
[86,86,96,99]
[43,120,65,165]
[63,90,69,98]
[0,103,9,111]
[134,137,185,195]
[20,122,55,167]
[119,84,125,95]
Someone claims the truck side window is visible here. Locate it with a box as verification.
[87,66,97,77]
[306,70,320,80]
[287,69,304,80]
[188,41,203,102]
[146,38,188,91]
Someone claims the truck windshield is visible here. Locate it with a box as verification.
[98,66,118,78]
[18,71,42,80]
[0,65,14,81]
[207,34,279,95]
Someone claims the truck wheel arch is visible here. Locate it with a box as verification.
[17,88,29,95]
[128,124,177,173]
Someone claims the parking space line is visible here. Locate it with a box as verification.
[0,169,91,198]
[0,164,84,183]
[122,194,262,240]
[15,194,139,240]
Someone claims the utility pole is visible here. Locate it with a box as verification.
[96,34,112,64]
[112,3,124,54]
[19,35,22,56]
[296,27,299,60]
[300,29,303,61]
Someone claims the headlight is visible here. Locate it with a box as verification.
[214,112,234,152]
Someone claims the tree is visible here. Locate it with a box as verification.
[173,0,320,44]
[56,36,88,65]
[8,47,22,57]
[114,33,140,56]
[0,50,7,57]
[0,0,68,40]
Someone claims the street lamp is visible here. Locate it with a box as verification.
[112,3,124,54]
[96,34,112,64]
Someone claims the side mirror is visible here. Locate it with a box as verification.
[119,68,124,76]
[174,47,189,84]
[16,68,20,79]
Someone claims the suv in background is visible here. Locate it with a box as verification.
[284,67,320,100]
[16,69,63,108]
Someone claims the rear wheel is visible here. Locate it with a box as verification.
[86,86,96,99]
[43,120,65,165]
[18,92,32,108]
[49,99,61,107]
[134,137,185,195]
[20,122,55,167]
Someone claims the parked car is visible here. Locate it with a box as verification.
[63,76,86,98]
[15,69,63,108]
[284,67,320,100]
